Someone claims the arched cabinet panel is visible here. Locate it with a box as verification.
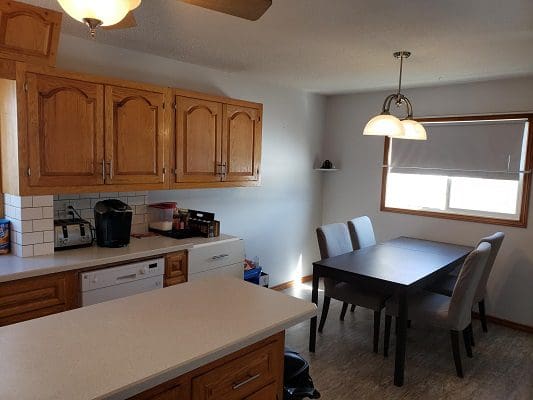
[0,1,61,66]
[105,86,166,185]
[26,73,104,187]
[175,96,222,183]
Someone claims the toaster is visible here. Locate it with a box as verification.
[54,218,93,250]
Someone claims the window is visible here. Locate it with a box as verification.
[381,114,533,227]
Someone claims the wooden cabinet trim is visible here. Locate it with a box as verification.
[128,332,284,400]
[0,0,62,66]
[104,85,168,186]
[164,250,188,287]
[0,270,79,327]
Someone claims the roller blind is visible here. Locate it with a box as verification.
[389,118,529,180]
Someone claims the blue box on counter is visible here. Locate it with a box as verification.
[244,267,262,284]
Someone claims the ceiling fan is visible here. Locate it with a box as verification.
[57,0,273,37]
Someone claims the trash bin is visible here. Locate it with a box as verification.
[283,349,321,399]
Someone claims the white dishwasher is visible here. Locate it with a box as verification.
[81,258,164,306]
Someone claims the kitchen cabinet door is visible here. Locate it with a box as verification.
[222,105,262,182]
[0,271,79,327]
[175,96,222,184]
[164,251,188,287]
[105,85,166,186]
[26,73,105,187]
[0,0,62,66]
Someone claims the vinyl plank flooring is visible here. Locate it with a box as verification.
[283,283,533,400]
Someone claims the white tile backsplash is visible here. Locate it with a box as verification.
[3,192,149,258]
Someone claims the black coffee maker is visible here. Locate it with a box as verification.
[94,200,133,247]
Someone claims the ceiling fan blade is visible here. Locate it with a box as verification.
[179,0,272,21]
[103,11,137,30]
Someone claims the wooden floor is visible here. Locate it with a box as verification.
[283,283,533,400]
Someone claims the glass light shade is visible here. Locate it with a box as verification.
[58,0,141,26]
[363,114,405,137]
[399,119,427,140]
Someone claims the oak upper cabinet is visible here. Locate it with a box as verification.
[105,85,167,186]
[0,0,62,66]
[222,105,262,183]
[26,73,105,187]
[175,96,223,184]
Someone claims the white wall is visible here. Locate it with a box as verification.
[56,34,325,286]
[322,77,533,326]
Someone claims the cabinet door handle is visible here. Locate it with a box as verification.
[102,159,106,181]
[105,160,114,179]
[211,254,229,260]
[232,373,260,390]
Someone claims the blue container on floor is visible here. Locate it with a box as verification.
[244,267,262,284]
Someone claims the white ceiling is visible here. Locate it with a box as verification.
[24,0,533,94]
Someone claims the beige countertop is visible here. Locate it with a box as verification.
[0,277,317,400]
[0,234,239,283]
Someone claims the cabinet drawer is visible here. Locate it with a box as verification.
[165,251,188,287]
[189,240,244,274]
[0,272,78,326]
[244,382,279,400]
[192,339,281,400]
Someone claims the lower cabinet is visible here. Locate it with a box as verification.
[164,251,188,287]
[129,332,285,400]
[0,271,79,327]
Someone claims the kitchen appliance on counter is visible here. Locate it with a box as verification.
[80,258,164,306]
[148,207,220,239]
[54,218,93,250]
[94,200,132,248]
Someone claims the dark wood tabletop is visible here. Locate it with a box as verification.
[309,236,473,387]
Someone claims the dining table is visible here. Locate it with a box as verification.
[308,236,473,386]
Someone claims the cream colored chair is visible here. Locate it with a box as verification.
[430,232,504,334]
[384,242,491,378]
[316,222,388,353]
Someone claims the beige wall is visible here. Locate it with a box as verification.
[322,77,533,327]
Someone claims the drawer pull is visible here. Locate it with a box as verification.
[232,373,261,390]
[211,254,229,260]
[116,274,136,281]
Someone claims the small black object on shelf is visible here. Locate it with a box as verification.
[320,159,334,169]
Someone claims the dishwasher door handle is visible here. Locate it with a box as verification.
[211,254,229,260]
[116,273,137,281]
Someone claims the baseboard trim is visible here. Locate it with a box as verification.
[271,275,313,291]
[472,312,533,334]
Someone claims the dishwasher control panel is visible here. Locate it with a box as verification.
[81,258,165,292]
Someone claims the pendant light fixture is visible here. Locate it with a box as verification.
[57,0,141,37]
[363,51,427,140]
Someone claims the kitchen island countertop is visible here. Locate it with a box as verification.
[0,234,239,283]
[0,277,317,400]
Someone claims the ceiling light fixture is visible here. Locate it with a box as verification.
[363,51,427,140]
[57,0,141,37]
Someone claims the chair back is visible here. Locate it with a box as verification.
[316,223,353,259]
[448,242,491,330]
[347,216,376,250]
[474,232,504,302]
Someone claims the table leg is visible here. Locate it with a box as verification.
[394,292,408,386]
[309,269,319,352]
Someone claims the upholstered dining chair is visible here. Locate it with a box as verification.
[383,242,491,378]
[316,221,389,353]
[429,232,504,334]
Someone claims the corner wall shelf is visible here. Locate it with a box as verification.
[314,168,339,172]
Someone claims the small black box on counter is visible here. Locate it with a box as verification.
[187,210,220,238]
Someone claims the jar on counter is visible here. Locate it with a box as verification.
[148,203,177,231]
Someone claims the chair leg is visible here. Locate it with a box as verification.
[340,302,349,321]
[373,310,381,353]
[384,315,392,357]
[468,323,475,347]
[462,327,473,358]
[479,299,488,333]
[318,296,331,333]
[450,330,464,378]
[350,304,356,312]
